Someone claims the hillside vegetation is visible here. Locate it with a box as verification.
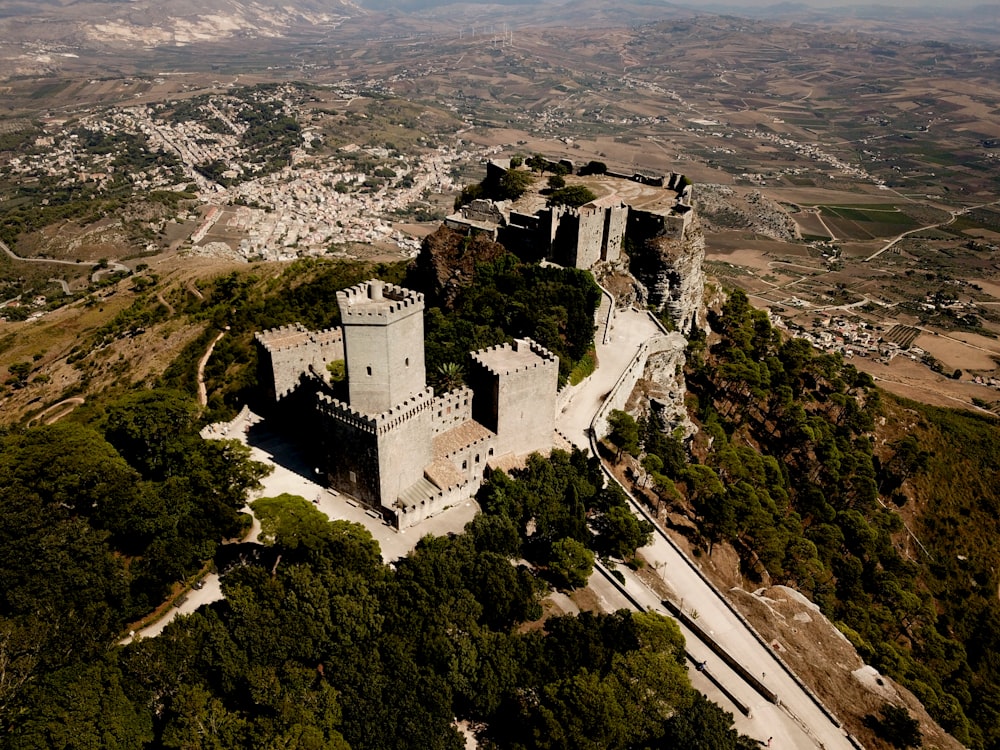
[618,289,999,748]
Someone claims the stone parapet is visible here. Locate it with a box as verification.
[337,279,424,325]
[255,323,343,354]
[470,338,558,379]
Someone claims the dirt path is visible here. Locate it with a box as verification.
[27,396,85,427]
[197,330,226,407]
[156,292,175,316]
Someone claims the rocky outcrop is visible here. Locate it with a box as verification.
[407,225,508,309]
[639,340,696,437]
[695,184,799,241]
[629,213,706,335]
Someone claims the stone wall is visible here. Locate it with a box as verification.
[592,332,688,440]
[576,205,605,269]
[254,324,344,402]
[375,392,435,508]
[469,338,559,459]
[338,280,426,414]
[317,393,381,507]
[603,204,628,262]
[394,478,479,530]
[431,387,474,435]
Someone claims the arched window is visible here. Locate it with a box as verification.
[366,366,372,376]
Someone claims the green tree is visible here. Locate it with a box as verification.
[549,537,594,589]
[607,410,640,460]
[547,185,597,208]
[593,505,654,560]
[867,704,922,749]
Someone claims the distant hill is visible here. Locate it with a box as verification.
[0,0,697,51]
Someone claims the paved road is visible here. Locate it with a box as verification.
[588,566,821,749]
[557,301,855,750]
[556,303,660,447]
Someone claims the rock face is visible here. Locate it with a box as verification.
[730,585,964,750]
[629,213,707,335]
[408,225,508,309]
[639,340,695,437]
[695,184,799,241]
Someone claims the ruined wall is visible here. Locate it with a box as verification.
[575,205,605,269]
[603,204,628,262]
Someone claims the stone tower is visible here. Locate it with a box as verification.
[469,338,559,459]
[337,279,427,414]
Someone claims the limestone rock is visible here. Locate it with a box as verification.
[630,213,707,334]
[408,225,508,309]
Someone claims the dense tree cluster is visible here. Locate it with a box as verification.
[618,288,995,747]
[420,252,601,386]
[3,452,755,749]
[0,389,267,730]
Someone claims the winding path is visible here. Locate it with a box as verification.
[197,330,226,407]
[0,237,128,281]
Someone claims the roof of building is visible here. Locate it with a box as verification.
[472,338,553,375]
[433,419,495,460]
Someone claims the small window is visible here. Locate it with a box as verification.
[488,447,494,456]
[349,470,357,484]
[475,454,480,464]
[366,366,372,376]
[405,357,410,366]
[462,460,468,470]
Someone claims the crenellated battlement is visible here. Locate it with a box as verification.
[317,393,378,434]
[255,323,343,354]
[372,387,435,434]
[337,279,424,324]
[470,338,559,379]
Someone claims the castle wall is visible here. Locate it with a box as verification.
[254,324,344,402]
[431,387,474,435]
[576,206,605,269]
[603,204,628,262]
[338,280,426,414]
[375,394,435,509]
[317,394,381,507]
[393,478,480,530]
[317,388,435,509]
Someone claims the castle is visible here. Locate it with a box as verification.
[255,279,559,529]
[444,159,694,271]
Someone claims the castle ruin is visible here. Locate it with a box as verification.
[255,279,559,529]
[444,159,703,331]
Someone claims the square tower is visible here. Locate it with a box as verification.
[469,338,559,459]
[337,280,427,415]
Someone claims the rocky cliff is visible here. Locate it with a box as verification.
[629,213,707,335]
